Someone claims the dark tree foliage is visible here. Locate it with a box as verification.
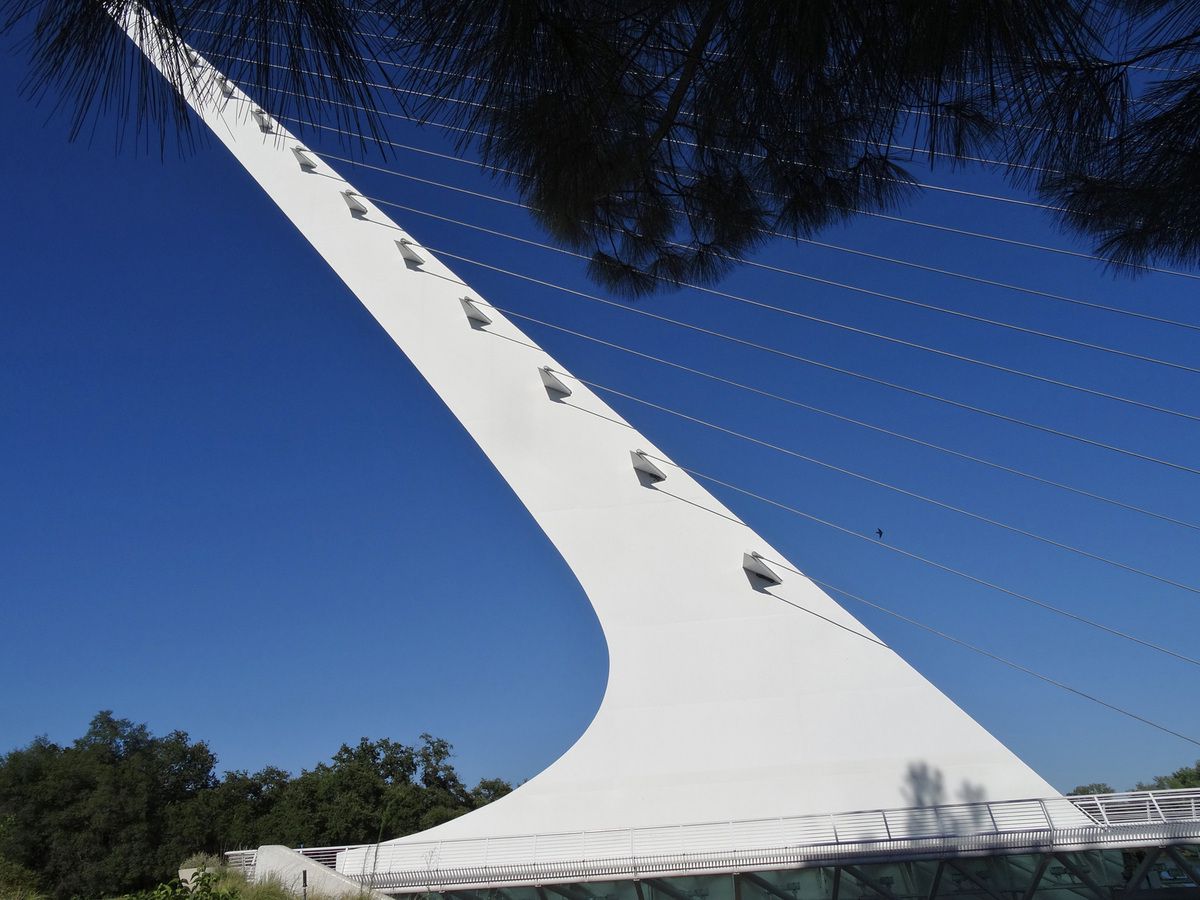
[0,712,218,899]
[1040,1,1200,271]
[0,0,398,152]
[0,713,511,900]
[0,1,1197,288]
[1067,782,1117,794]
[388,0,1112,294]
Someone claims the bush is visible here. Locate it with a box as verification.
[120,867,346,900]
[181,853,224,871]
[2,714,510,899]
[0,855,46,900]
[123,870,238,900]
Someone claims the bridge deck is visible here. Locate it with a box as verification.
[226,789,1200,894]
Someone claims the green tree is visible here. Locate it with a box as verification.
[248,733,505,846]
[1136,759,1200,791]
[1042,2,1200,272]
[200,766,293,851]
[0,712,218,899]
[1067,783,1116,795]
[0,854,46,900]
[0,712,510,896]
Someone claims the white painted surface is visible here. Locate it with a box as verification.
[253,845,389,899]
[125,26,1058,858]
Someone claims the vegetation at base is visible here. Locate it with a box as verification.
[0,711,511,900]
[0,855,47,900]
[1067,783,1118,796]
[119,867,336,900]
[121,869,239,900]
[1068,760,1200,796]
[1134,760,1200,791]
[4,713,1197,899]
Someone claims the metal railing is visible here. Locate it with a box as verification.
[297,845,362,870]
[225,849,257,881]
[226,789,1200,892]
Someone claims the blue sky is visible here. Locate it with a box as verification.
[1,45,1198,798]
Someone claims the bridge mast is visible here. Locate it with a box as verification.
[122,21,1056,846]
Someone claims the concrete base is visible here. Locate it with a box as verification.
[253,845,390,899]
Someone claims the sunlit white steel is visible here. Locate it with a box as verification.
[396,238,427,265]
[538,365,574,397]
[742,551,784,586]
[223,790,1200,892]
[251,107,275,132]
[631,450,668,483]
[341,190,368,216]
[291,146,319,171]
[460,296,492,326]
[131,19,1061,861]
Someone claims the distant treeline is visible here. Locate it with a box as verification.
[0,711,511,899]
[1069,761,1200,797]
[3,712,1199,899]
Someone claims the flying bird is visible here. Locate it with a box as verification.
[875,528,884,540]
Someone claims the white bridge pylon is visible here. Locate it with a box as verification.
[129,30,1058,845]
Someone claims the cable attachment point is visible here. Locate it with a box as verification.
[291,147,318,171]
[396,239,426,266]
[631,450,667,483]
[539,366,572,398]
[460,297,492,326]
[251,108,275,132]
[743,552,783,586]
[341,191,368,217]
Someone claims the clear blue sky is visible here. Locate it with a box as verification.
[1,45,1198,798]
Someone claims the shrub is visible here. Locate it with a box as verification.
[0,855,46,900]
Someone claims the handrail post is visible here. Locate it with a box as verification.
[1148,791,1166,822]
[1037,799,1053,831]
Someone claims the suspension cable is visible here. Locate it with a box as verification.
[209,52,1200,280]
[587,448,1200,667]
[419,244,1200,477]
[802,574,1200,748]
[354,189,1200,421]
[472,300,1200,533]
[286,116,1200,333]
[541,370,1200,596]
[204,37,1062,209]
[231,117,1200,466]
[188,34,1200,744]
[849,206,1198,281]
[360,190,1200,384]
[695,250,1200,376]
[213,36,1105,190]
